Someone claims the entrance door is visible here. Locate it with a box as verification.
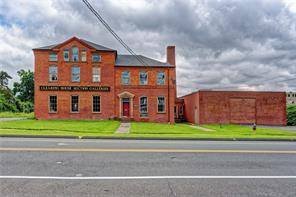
[122,98,130,117]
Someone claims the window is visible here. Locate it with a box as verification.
[71,66,80,82]
[140,96,148,114]
[49,65,58,82]
[72,47,79,62]
[81,50,87,62]
[157,72,165,85]
[49,53,57,61]
[49,95,57,113]
[92,53,101,62]
[63,50,69,61]
[121,71,130,85]
[139,71,148,85]
[92,67,101,82]
[93,95,101,112]
[157,96,165,113]
[71,95,79,112]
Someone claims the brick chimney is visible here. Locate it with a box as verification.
[167,46,175,66]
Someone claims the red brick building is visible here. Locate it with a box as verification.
[33,37,176,123]
[181,90,286,125]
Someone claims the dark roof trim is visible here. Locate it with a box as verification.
[115,55,173,67]
[33,37,116,52]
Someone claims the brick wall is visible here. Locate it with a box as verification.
[34,39,116,120]
[182,90,286,125]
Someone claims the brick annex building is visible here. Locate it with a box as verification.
[34,36,286,125]
[33,37,177,123]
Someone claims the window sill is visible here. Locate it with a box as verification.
[48,112,57,114]
[70,111,79,114]
[157,112,166,114]
[92,112,101,114]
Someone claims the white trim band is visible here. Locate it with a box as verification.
[0,176,296,180]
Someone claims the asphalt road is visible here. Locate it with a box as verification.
[0,138,296,197]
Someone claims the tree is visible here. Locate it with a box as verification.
[0,70,12,88]
[13,69,34,103]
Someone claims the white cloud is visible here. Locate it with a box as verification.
[0,0,295,95]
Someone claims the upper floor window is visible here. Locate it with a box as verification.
[81,50,87,62]
[157,96,165,113]
[72,47,79,62]
[157,72,165,85]
[49,53,57,61]
[71,66,80,82]
[92,67,101,82]
[63,50,69,61]
[92,53,101,62]
[49,65,58,82]
[49,95,57,113]
[121,71,130,85]
[139,71,148,85]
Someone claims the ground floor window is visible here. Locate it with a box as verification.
[71,95,79,112]
[93,95,101,112]
[140,96,148,117]
[157,96,165,113]
[49,95,57,113]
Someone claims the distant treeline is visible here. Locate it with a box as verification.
[0,70,34,113]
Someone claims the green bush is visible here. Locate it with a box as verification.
[287,105,296,126]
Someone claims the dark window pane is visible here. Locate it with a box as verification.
[71,96,79,112]
[93,96,101,112]
[49,96,57,112]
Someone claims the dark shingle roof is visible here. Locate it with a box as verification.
[33,38,115,51]
[32,44,58,50]
[115,55,172,67]
[80,39,116,51]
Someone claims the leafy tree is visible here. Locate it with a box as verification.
[13,69,34,103]
[0,70,12,88]
[287,105,296,126]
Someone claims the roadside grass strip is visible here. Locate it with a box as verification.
[0,120,296,139]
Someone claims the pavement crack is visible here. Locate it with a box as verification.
[167,180,177,197]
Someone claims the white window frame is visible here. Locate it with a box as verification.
[92,67,101,82]
[63,50,69,62]
[49,65,58,82]
[157,72,165,85]
[71,66,80,82]
[157,96,166,113]
[92,95,101,113]
[139,71,148,85]
[139,96,148,114]
[48,95,57,113]
[71,95,79,113]
[92,53,101,62]
[49,53,57,61]
[81,50,87,62]
[121,71,130,85]
[72,47,79,62]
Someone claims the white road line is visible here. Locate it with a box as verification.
[0,176,296,180]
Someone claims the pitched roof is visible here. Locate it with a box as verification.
[33,37,172,67]
[33,38,116,51]
[115,55,172,67]
[80,39,115,51]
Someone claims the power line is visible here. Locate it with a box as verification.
[82,0,149,67]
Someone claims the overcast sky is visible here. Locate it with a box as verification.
[0,0,296,96]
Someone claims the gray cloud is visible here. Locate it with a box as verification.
[0,0,295,96]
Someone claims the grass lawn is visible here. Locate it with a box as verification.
[0,119,295,140]
[129,122,296,139]
[0,112,34,118]
[0,119,120,136]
